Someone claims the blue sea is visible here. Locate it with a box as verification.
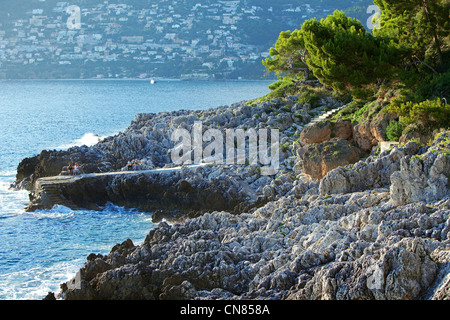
[0,79,271,299]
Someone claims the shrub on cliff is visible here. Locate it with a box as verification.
[266,78,299,99]
[254,79,335,108]
[389,98,450,129]
[386,120,406,141]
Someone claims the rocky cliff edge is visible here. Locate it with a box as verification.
[56,131,450,300]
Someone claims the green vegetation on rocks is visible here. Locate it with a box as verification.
[263,0,449,144]
[386,120,406,142]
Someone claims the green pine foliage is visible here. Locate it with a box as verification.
[264,10,402,100]
[415,72,450,102]
[374,0,449,69]
[262,30,312,81]
[299,10,400,99]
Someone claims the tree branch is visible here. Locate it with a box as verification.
[413,56,439,75]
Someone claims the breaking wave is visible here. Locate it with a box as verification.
[57,132,105,149]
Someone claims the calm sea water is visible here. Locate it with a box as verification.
[0,79,271,299]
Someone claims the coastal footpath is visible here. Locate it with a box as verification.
[14,90,450,300]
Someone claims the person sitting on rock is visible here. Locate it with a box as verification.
[132,159,140,171]
[127,160,133,171]
[68,164,74,175]
[73,163,81,175]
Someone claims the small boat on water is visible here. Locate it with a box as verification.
[150,79,156,84]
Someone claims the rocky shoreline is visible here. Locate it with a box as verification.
[13,91,450,300]
[16,93,338,218]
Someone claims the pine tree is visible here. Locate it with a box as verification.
[262,30,311,81]
[374,0,449,70]
[300,10,399,99]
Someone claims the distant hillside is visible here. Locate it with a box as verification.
[0,0,374,79]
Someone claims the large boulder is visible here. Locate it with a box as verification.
[300,121,332,145]
[333,119,353,141]
[302,138,362,180]
[353,121,384,153]
[352,115,397,153]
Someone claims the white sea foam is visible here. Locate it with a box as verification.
[0,170,17,179]
[57,132,105,149]
[0,177,29,216]
[0,260,83,300]
[28,209,76,220]
[0,180,12,192]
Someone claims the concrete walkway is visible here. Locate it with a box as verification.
[37,164,207,185]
